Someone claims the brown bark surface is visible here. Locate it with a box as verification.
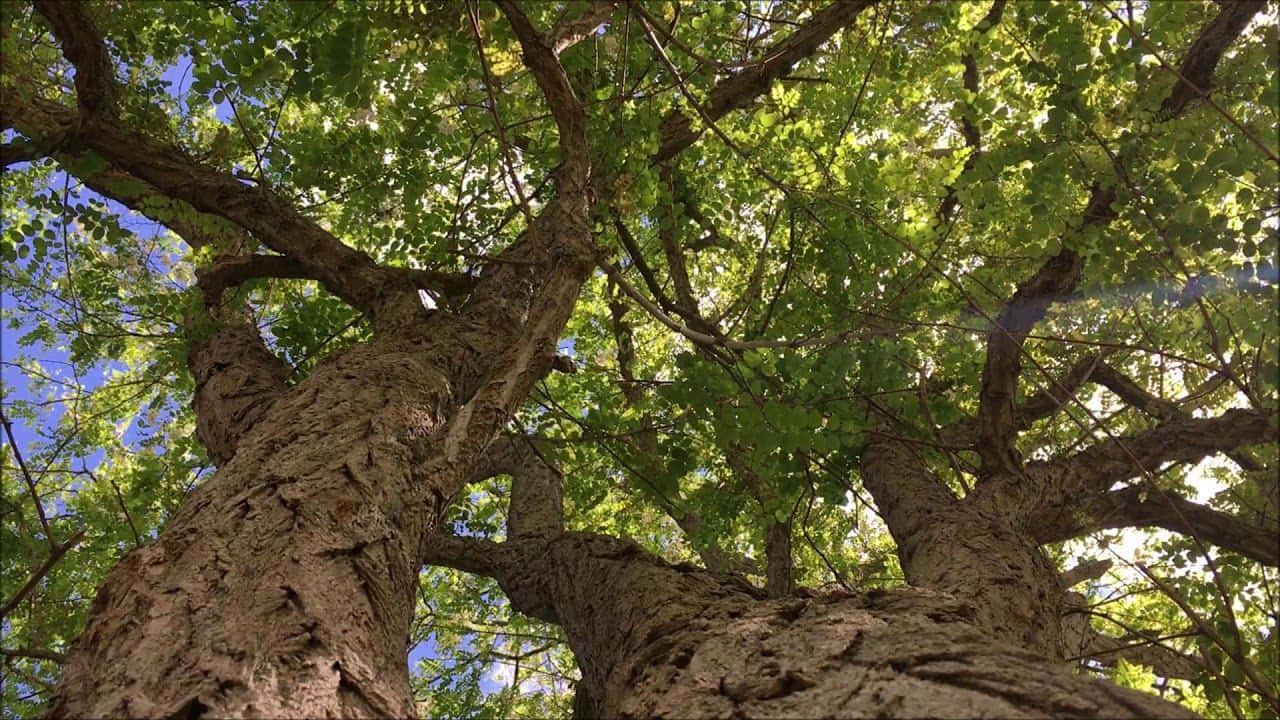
[860,433,1066,659]
[51,338,452,717]
[427,531,1191,719]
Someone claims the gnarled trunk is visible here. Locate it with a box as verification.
[428,531,1190,719]
[860,432,1065,659]
[50,337,453,717]
[423,444,1190,720]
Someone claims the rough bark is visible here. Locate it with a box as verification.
[187,321,290,466]
[51,338,451,717]
[1031,485,1280,567]
[16,1,1267,716]
[429,442,1192,718]
[427,531,1191,719]
[30,1,597,714]
[860,432,1066,659]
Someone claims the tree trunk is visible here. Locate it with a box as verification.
[429,531,1191,719]
[860,432,1065,659]
[418,443,1192,720]
[49,336,454,717]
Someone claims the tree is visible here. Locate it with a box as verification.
[1,0,1276,717]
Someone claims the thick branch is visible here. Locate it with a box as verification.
[0,132,295,467]
[969,0,1258,477]
[549,1,619,55]
[1077,632,1201,681]
[1021,408,1276,517]
[670,510,759,576]
[654,1,874,162]
[1091,361,1262,471]
[187,320,292,465]
[657,167,699,319]
[1,139,40,168]
[1159,0,1266,118]
[859,429,961,565]
[1061,558,1112,589]
[23,6,412,322]
[1015,352,1108,428]
[764,519,794,599]
[1033,485,1278,566]
[725,446,793,597]
[426,530,1188,718]
[197,254,473,306]
[496,0,589,192]
[427,1,596,488]
[939,352,1106,447]
[471,435,564,539]
[32,1,115,117]
[975,249,1084,474]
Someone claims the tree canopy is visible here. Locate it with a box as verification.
[1,1,1277,717]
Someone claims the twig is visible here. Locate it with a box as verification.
[0,528,87,619]
[0,408,53,548]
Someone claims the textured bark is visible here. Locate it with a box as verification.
[187,321,290,466]
[426,427,1199,719]
[860,434,1066,659]
[51,338,452,717]
[1031,485,1279,566]
[18,1,1268,717]
[427,531,1191,719]
[764,520,795,599]
[31,2,596,714]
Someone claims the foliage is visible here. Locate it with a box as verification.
[2,1,1276,717]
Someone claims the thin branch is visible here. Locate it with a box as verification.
[599,261,889,350]
[0,646,67,664]
[0,408,53,548]
[0,528,87,620]
[1138,563,1280,709]
[654,0,875,162]
[468,2,534,226]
